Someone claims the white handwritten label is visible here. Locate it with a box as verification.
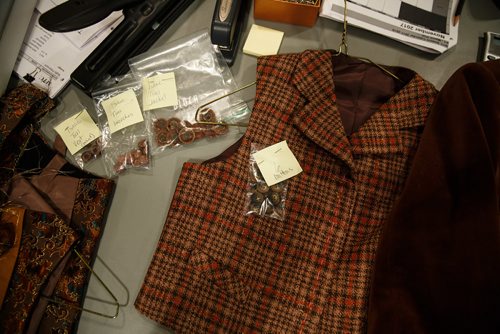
[142,72,178,111]
[54,109,101,155]
[252,140,303,186]
[101,89,144,133]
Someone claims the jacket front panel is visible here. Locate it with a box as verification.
[135,50,437,333]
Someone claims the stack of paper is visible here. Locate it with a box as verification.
[14,0,123,98]
[320,0,459,53]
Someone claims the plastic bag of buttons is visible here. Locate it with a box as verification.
[128,30,249,156]
[92,74,151,178]
[245,143,288,221]
[44,102,103,169]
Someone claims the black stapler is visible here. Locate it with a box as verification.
[39,0,195,94]
[210,0,250,66]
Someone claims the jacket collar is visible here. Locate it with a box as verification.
[291,50,436,170]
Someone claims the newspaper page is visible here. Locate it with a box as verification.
[320,0,459,53]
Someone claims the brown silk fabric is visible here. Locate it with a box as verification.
[135,50,437,333]
[368,60,500,333]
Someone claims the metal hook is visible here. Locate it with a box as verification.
[336,0,349,55]
[335,0,402,82]
[194,82,255,127]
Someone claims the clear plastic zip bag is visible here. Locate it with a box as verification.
[245,143,288,221]
[128,30,249,155]
[44,102,103,169]
[92,75,151,178]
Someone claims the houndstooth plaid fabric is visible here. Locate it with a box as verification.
[135,50,437,333]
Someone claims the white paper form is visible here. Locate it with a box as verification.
[13,0,123,98]
[36,0,122,48]
[320,0,459,53]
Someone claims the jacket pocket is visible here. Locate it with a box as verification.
[189,249,251,303]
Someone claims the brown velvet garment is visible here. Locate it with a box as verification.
[368,60,500,333]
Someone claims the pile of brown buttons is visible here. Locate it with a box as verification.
[113,139,150,174]
[247,161,287,220]
[80,138,103,163]
[153,108,228,148]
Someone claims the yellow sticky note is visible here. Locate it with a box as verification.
[101,89,144,134]
[54,109,101,155]
[243,24,284,57]
[252,140,302,186]
[142,72,178,111]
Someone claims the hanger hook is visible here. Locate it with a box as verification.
[337,0,349,55]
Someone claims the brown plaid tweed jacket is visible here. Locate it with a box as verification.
[135,50,437,333]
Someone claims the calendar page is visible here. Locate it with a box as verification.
[320,0,458,53]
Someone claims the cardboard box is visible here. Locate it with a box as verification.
[254,0,321,27]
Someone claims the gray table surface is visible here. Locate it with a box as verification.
[43,0,499,333]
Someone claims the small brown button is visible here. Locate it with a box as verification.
[269,192,281,206]
[81,150,94,163]
[166,118,182,131]
[138,139,148,154]
[251,192,265,205]
[270,183,285,193]
[256,182,269,193]
[90,145,102,156]
[156,129,177,146]
[199,108,217,122]
[178,128,196,144]
[154,118,168,129]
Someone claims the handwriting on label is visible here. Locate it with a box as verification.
[54,109,101,155]
[142,72,178,111]
[272,163,295,181]
[252,140,302,186]
[101,89,144,133]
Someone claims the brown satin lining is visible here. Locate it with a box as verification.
[9,157,79,222]
[9,177,56,215]
[332,54,414,136]
[202,137,244,164]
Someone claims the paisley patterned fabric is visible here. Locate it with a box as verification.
[0,84,115,333]
[36,179,115,333]
[0,211,78,333]
[0,85,55,190]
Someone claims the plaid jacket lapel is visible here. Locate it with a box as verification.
[351,73,436,154]
[292,50,436,163]
[292,50,355,170]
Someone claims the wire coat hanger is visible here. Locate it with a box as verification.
[335,0,403,83]
[43,250,129,319]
